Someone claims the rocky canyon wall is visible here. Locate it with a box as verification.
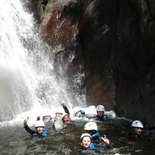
[28,0,155,125]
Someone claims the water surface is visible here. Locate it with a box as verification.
[0,120,155,155]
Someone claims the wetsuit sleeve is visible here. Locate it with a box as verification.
[127,131,137,141]
[24,122,36,135]
[63,105,70,115]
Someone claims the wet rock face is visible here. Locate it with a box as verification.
[27,0,86,105]
[30,0,155,124]
[79,0,155,123]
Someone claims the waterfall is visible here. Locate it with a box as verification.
[0,0,85,123]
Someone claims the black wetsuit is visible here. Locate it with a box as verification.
[63,105,70,115]
[127,130,146,144]
[24,123,48,137]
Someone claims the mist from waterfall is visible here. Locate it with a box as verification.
[0,0,86,123]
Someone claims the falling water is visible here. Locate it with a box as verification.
[0,0,85,122]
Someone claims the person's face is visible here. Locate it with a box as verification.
[43,116,51,122]
[75,111,80,117]
[81,137,91,148]
[86,130,95,135]
[55,113,63,120]
[35,126,44,134]
[134,127,142,135]
[63,115,71,124]
[97,111,104,117]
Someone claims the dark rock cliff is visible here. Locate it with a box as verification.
[28,0,155,125]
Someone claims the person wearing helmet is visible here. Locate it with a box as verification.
[74,106,85,118]
[53,100,71,129]
[79,133,96,153]
[24,117,48,137]
[84,121,110,146]
[54,108,64,123]
[61,113,72,125]
[61,112,77,130]
[131,120,144,134]
[127,120,144,144]
[53,111,64,130]
[54,100,76,129]
[42,114,52,122]
[53,100,70,122]
[59,100,72,126]
[96,105,108,122]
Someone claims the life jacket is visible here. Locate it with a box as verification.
[89,143,96,150]
[91,131,100,141]
[127,130,146,145]
[80,143,96,152]
[34,130,48,137]
[97,114,108,121]
[79,110,86,118]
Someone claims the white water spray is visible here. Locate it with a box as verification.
[0,0,85,123]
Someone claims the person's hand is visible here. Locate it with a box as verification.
[24,116,29,124]
[60,100,65,107]
[101,134,110,145]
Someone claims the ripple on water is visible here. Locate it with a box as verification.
[0,121,155,155]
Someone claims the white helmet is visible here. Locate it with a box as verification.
[35,120,45,128]
[80,133,92,140]
[131,120,144,128]
[84,122,98,131]
[61,113,69,120]
[96,105,105,112]
[74,106,80,114]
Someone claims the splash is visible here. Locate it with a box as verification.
[0,0,85,123]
